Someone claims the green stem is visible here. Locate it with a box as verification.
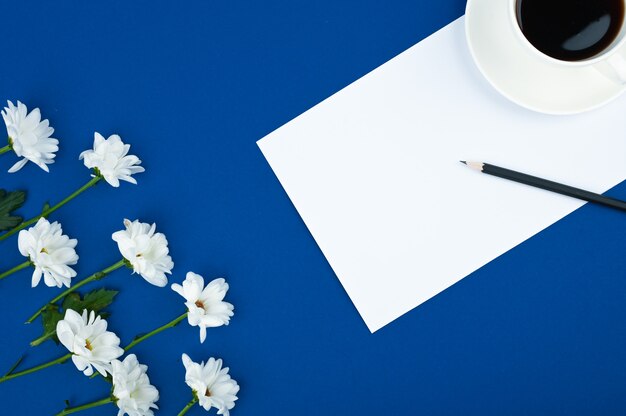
[177,396,199,416]
[125,312,188,352]
[0,176,101,243]
[0,260,31,280]
[55,396,113,416]
[29,329,56,347]
[25,259,126,324]
[0,353,71,384]
[0,144,11,155]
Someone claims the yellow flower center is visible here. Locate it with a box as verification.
[85,339,93,351]
[195,300,205,309]
[205,388,211,397]
[40,248,48,254]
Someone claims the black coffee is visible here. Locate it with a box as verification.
[517,0,625,61]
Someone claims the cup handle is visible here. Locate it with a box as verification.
[595,48,626,84]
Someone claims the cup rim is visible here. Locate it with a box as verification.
[509,0,626,66]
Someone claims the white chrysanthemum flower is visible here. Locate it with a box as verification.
[2,100,58,173]
[112,219,173,287]
[111,354,159,416]
[172,273,234,343]
[79,132,144,187]
[56,309,124,377]
[182,354,239,416]
[17,218,78,288]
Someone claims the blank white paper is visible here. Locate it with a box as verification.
[257,17,626,332]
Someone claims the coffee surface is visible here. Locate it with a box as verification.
[518,0,624,61]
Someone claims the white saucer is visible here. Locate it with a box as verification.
[465,0,626,115]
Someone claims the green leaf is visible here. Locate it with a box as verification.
[0,189,26,231]
[82,288,119,311]
[41,305,63,344]
[62,288,119,313]
[61,293,83,313]
[35,289,119,347]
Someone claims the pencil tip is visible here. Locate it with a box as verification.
[463,161,485,172]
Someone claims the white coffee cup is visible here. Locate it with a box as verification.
[509,0,626,84]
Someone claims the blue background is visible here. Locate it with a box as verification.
[1,0,625,414]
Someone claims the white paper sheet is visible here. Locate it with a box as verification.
[257,17,626,332]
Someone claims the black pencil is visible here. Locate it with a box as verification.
[460,161,626,212]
